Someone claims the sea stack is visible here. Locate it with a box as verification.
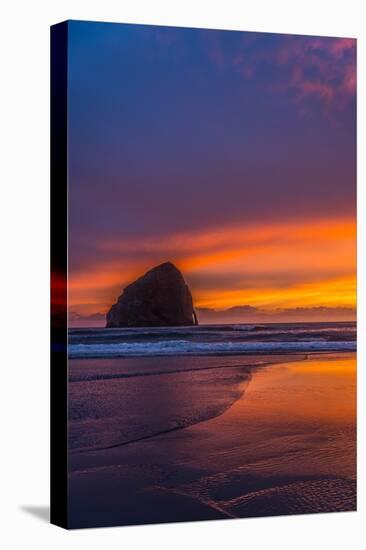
[106,262,198,327]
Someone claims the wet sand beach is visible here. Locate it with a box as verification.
[68,352,356,528]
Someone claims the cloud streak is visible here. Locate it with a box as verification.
[210,33,356,113]
[68,217,356,315]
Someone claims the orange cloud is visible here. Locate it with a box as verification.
[195,274,356,310]
[68,217,356,316]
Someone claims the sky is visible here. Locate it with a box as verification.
[67,21,356,324]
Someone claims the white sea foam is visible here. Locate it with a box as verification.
[69,339,356,358]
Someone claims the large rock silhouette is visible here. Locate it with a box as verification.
[106,262,198,327]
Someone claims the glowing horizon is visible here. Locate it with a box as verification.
[68,216,356,322]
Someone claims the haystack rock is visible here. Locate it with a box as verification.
[106,262,198,327]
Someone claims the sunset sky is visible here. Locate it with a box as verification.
[67,21,356,324]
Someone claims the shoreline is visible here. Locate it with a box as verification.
[68,346,356,360]
[68,353,306,456]
[68,351,354,457]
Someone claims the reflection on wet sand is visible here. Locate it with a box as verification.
[69,353,356,528]
[164,353,356,518]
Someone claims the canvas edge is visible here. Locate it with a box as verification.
[50,20,69,529]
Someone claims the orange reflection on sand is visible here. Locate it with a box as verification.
[239,354,356,426]
[189,353,356,482]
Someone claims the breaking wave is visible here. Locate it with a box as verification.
[69,339,355,358]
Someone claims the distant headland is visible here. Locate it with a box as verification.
[106,262,198,328]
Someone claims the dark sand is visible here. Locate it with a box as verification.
[68,353,356,528]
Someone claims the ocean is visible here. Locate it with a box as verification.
[68,321,356,527]
[69,321,356,358]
